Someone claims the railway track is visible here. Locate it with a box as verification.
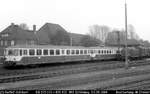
[0,59,149,77]
[0,59,150,84]
[4,65,150,90]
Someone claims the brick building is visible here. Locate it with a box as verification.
[0,23,37,56]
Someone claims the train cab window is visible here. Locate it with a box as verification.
[43,49,48,55]
[80,50,83,55]
[76,50,79,55]
[84,50,87,54]
[23,50,28,55]
[20,50,22,56]
[71,50,75,55]
[50,50,54,55]
[29,49,35,55]
[56,49,60,55]
[67,50,70,55]
[37,49,42,55]
[7,49,18,56]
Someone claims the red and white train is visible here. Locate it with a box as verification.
[2,45,118,67]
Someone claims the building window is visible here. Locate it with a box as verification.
[11,40,15,46]
[0,40,3,46]
[4,41,7,46]
[1,34,9,37]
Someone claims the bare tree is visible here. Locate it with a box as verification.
[127,24,140,40]
[19,23,29,30]
[88,25,110,44]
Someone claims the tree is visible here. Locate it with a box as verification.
[19,23,29,30]
[127,24,140,40]
[105,30,140,46]
[88,25,110,44]
[80,35,102,47]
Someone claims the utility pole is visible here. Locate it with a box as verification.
[116,31,120,52]
[125,0,128,69]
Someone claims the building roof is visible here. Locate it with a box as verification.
[36,23,69,44]
[0,24,37,41]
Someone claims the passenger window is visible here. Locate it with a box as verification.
[43,49,48,55]
[80,50,83,55]
[84,50,87,54]
[90,50,94,54]
[71,50,75,55]
[50,50,54,55]
[56,49,60,55]
[61,50,65,55]
[23,50,28,55]
[76,50,79,54]
[98,50,101,54]
[67,50,70,55]
[29,49,35,55]
[102,50,103,54]
[37,49,42,55]
[20,50,22,56]
[104,50,106,54]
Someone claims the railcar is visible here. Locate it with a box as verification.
[120,46,150,60]
[2,45,118,67]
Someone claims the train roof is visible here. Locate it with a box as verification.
[6,45,118,50]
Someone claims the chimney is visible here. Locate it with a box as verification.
[33,25,36,33]
[11,23,14,26]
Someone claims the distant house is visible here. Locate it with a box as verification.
[0,23,37,56]
[36,23,70,45]
[69,33,85,46]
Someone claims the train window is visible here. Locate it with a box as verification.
[43,49,48,55]
[23,50,28,55]
[76,50,79,54]
[56,49,60,55]
[107,50,109,54]
[90,50,94,54]
[98,50,101,54]
[29,49,35,55]
[20,50,22,56]
[80,50,83,55]
[50,50,54,55]
[101,50,103,54]
[71,50,75,55]
[67,50,70,55]
[37,49,42,55]
[61,50,65,55]
[84,50,87,54]
[104,50,106,54]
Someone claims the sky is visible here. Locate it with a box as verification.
[0,0,150,41]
